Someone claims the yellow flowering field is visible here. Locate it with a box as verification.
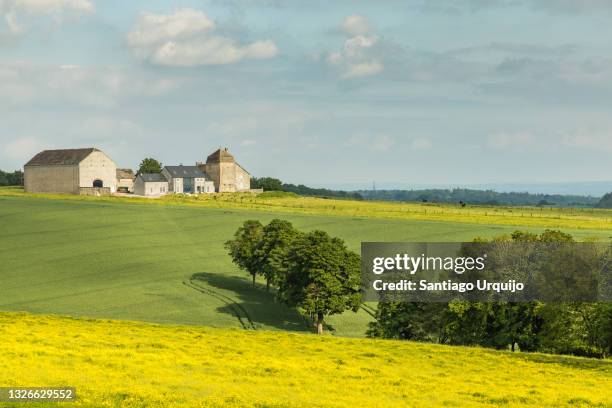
[0,312,609,407]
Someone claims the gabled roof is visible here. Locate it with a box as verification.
[137,173,166,183]
[116,168,135,179]
[206,148,235,164]
[236,162,251,176]
[25,148,98,166]
[163,165,208,179]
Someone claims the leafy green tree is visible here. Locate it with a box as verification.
[591,302,612,358]
[0,171,8,186]
[277,230,361,334]
[367,302,449,342]
[225,220,264,286]
[254,219,301,292]
[251,177,283,191]
[137,158,162,175]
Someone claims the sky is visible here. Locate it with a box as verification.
[1,0,611,190]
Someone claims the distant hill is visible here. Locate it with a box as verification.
[358,188,600,208]
[323,181,612,197]
[253,177,605,207]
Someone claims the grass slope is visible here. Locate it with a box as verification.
[2,187,612,230]
[0,313,610,408]
[0,194,610,337]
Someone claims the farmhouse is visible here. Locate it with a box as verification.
[23,147,256,196]
[198,148,251,192]
[24,148,117,195]
[133,173,168,197]
[161,166,215,194]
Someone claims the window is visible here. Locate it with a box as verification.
[93,179,103,188]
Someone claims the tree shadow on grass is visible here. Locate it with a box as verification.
[508,351,611,372]
[190,272,314,333]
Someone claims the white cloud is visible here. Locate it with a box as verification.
[127,8,278,67]
[560,127,612,152]
[2,0,93,14]
[344,61,383,78]
[0,62,182,108]
[341,14,370,35]
[327,15,383,79]
[1,0,93,35]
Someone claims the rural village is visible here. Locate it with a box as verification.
[22,147,261,197]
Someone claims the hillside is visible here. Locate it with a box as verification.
[0,312,609,408]
[1,194,610,338]
[1,187,612,231]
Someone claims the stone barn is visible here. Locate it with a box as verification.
[24,148,117,195]
[198,148,251,192]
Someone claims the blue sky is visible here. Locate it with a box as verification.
[1,0,611,189]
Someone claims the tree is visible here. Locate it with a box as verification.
[0,170,23,186]
[597,192,612,209]
[225,220,264,286]
[137,158,162,175]
[253,219,301,292]
[251,177,283,191]
[277,230,361,334]
[367,302,449,342]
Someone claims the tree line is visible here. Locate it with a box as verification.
[367,230,612,358]
[251,177,611,208]
[225,219,361,334]
[0,170,23,186]
[359,188,602,208]
[251,177,363,200]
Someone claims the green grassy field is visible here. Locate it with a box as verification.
[0,312,610,408]
[0,194,610,337]
[2,186,612,230]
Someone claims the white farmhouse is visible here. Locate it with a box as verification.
[133,173,168,197]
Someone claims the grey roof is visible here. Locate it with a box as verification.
[25,148,98,166]
[164,165,208,179]
[138,173,166,183]
[206,148,235,164]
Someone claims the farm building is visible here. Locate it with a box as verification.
[116,169,135,193]
[197,148,251,192]
[24,148,117,195]
[161,166,215,194]
[133,174,168,197]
